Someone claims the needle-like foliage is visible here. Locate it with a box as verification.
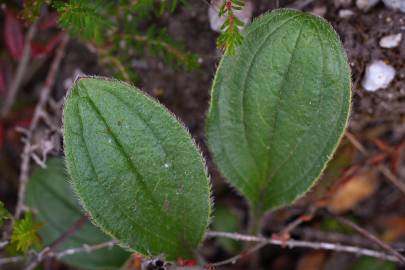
[10,212,42,253]
[20,0,198,81]
[217,0,245,55]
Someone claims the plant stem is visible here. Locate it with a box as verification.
[247,205,263,236]
[332,214,405,265]
[13,34,69,221]
[1,20,38,117]
[345,131,405,196]
[2,35,69,243]
[24,215,88,269]
[206,231,403,265]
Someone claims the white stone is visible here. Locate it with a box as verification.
[311,6,327,17]
[362,60,396,92]
[339,9,355,18]
[208,0,254,33]
[379,33,402,48]
[63,68,84,90]
[356,0,380,11]
[383,0,405,12]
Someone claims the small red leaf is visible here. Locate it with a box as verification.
[4,8,24,61]
[176,258,197,266]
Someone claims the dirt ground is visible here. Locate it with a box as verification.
[1,0,405,269]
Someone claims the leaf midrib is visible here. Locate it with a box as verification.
[216,14,302,202]
[85,85,204,248]
[238,14,303,207]
[248,19,305,212]
[263,20,323,207]
[75,96,179,251]
[268,25,348,204]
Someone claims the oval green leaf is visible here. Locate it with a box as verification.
[206,9,351,214]
[26,158,130,270]
[63,77,211,260]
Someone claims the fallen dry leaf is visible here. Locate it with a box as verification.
[296,251,327,270]
[328,170,379,214]
[298,140,357,207]
[381,216,405,242]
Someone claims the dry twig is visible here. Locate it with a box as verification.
[279,211,315,236]
[294,227,377,249]
[379,165,405,195]
[1,20,39,116]
[13,35,69,222]
[345,131,405,196]
[49,240,117,260]
[2,230,404,268]
[0,255,24,265]
[24,215,88,270]
[208,242,268,267]
[0,240,116,268]
[0,34,70,243]
[206,231,403,265]
[333,214,405,264]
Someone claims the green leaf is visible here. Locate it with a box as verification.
[10,212,42,253]
[26,158,130,270]
[63,77,212,260]
[309,140,356,199]
[207,9,351,216]
[0,201,10,228]
[212,205,242,254]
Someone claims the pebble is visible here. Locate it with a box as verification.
[362,60,396,92]
[382,0,405,12]
[311,6,328,17]
[208,0,254,33]
[356,0,380,11]
[63,69,84,90]
[379,33,402,48]
[339,9,356,18]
